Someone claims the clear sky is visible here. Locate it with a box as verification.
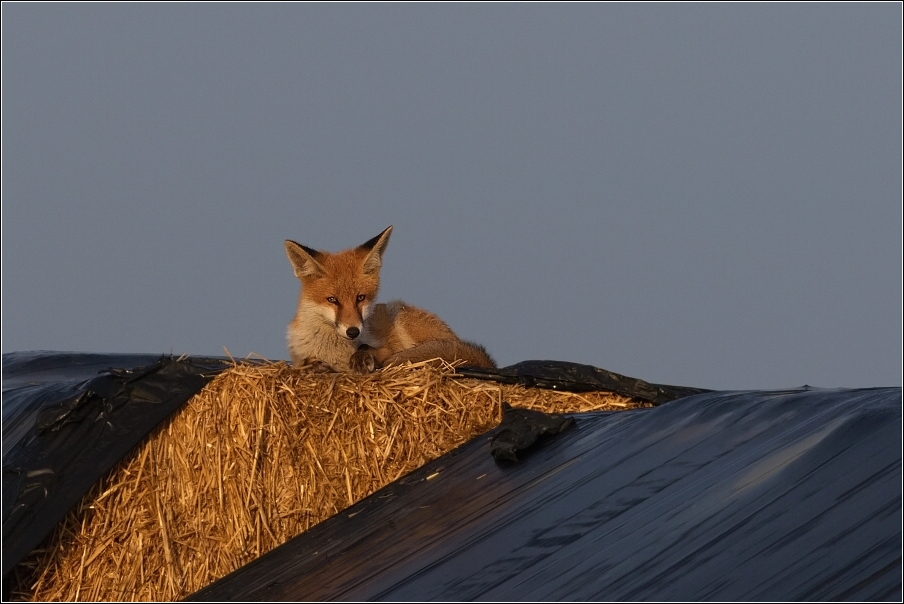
[2,4,901,390]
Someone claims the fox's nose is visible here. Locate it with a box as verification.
[346,326,360,339]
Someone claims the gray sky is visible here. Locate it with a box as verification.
[2,4,901,390]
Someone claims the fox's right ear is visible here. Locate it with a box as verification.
[285,240,326,279]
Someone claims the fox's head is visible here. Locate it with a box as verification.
[285,226,392,341]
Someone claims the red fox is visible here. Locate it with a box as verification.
[284,226,496,373]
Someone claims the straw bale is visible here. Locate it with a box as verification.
[11,359,649,602]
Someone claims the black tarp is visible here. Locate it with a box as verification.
[0,352,693,589]
[458,360,709,403]
[1,352,229,578]
[2,352,700,576]
[191,386,903,602]
[3,353,901,601]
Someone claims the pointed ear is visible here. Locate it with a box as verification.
[360,225,393,274]
[285,240,326,279]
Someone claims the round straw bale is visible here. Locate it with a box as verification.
[11,359,647,601]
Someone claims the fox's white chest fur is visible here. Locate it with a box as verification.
[287,300,382,371]
[286,320,350,372]
[286,323,348,371]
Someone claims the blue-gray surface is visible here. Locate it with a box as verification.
[192,387,902,601]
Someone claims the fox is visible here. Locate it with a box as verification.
[284,225,496,373]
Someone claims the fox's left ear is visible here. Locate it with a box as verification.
[360,225,393,274]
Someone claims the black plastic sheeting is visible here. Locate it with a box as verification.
[0,352,690,587]
[490,404,575,462]
[191,387,902,602]
[2,352,229,578]
[459,360,709,404]
[3,353,901,601]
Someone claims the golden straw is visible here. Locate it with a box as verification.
[10,359,649,602]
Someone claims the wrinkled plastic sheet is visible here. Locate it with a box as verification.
[458,360,709,404]
[2,352,229,577]
[0,352,684,585]
[490,404,575,462]
[190,387,902,602]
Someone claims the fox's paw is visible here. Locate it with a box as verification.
[349,348,376,374]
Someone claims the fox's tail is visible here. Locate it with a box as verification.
[384,339,496,369]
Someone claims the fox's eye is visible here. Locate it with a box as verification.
[327,296,339,304]
[356,294,366,302]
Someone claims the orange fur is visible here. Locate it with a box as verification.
[285,226,496,373]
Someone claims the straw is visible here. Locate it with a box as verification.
[10,359,649,602]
